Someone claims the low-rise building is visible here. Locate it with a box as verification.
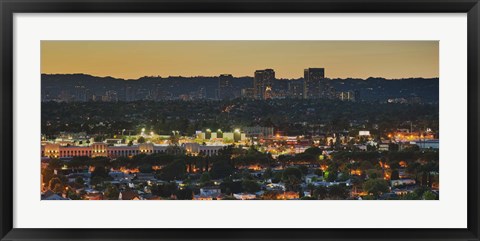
[391,179,416,187]
[41,142,226,158]
[233,193,257,200]
[119,190,141,200]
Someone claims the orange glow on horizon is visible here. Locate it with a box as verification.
[41,41,439,80]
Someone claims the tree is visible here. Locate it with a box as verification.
[413,186,429,197]
[242,180,260,193]
[282,167,302,181]
[328,184,349,200]
[74,176,85,188]
[176,187,194,200]
[271,171,283,183]
[299,191,314,197]
[91,176,104,187]
[139,164,153,173]
[422,191,437,200]
[306,183,316,196]
[314,186,328,200]
[324,168,338,182]
[390,169,400,180]
[48,177,63,191]
[277,155,290,168]
[41,168,55,186]
[359,160,373,171]
[48,159,64,169]
[137,136,146,144]
[298,165,309,175]
[151,182,178,198]
[67,189,81,200]
[210,160,235,179]
[91,166,109,179]
[220,180,243,194]
[199,172,211,183]
[284,175,301,192]
[305,146,323,155]
[401,192,419,200]
[363,178,389,198]
[68,156,89,169]
[53,183,64,194]
[104,184,120,200]
[160,160,186,181]
[94,135,105,142]
[263,168,273,180]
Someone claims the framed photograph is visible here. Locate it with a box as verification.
[1,0,479,240]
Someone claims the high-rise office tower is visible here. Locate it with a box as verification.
[254,69,275,100]
[74,85,87,102]
[218,74,234,100]
[288,80,304,99]
[303,68,325,99]
[125,86,136,102]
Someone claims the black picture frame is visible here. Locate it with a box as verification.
[1,0,479,240]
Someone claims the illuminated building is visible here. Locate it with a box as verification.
[103,90,118,102]
[242,126,274,138]
[241,88,255,99]
[195,130,246,142]
[303,68,325,99]
[233,193,257,200]
[125,86,136,101]
[358,130,370,136]
[41,141,230,159]
[253,69,275,100]
[218,74,234,100]
[182,143,227,156]
[338,91,356,101]
[74,85,87,102]
[288,80,303,99]
[194,186,222,200]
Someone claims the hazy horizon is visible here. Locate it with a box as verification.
[41,41,439,80]
[41,72,439,81]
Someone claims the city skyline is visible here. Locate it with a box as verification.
[41,41,439,80]
[40,40,440,201]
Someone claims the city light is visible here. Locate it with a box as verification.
[40,51,439,201]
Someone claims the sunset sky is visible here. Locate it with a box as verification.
[41,41,439,80]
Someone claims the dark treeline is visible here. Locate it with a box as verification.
[41,99,439,137]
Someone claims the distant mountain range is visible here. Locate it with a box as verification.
[41,74,439,103]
